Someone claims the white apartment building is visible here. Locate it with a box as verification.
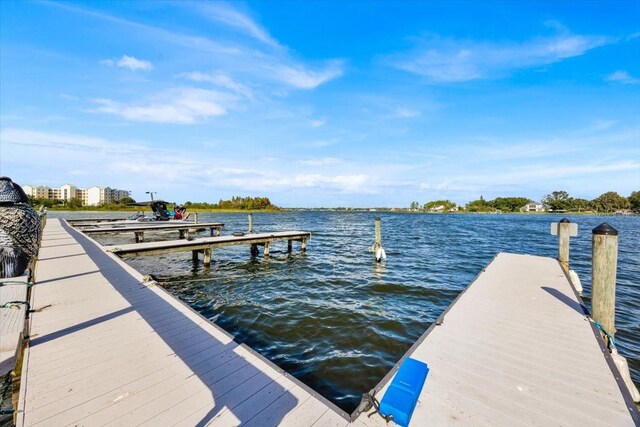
[21,184,130,206]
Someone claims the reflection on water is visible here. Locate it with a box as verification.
[52,211,640,413]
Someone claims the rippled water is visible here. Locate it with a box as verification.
[53,211,640,413]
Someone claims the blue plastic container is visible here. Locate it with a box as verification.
[378,358,429,427]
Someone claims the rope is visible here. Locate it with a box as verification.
[0,280,33,287]
[1,301,30,310]
[591,319,616,350]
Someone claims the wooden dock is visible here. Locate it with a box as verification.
[12,220,638,426]
[80,222,225,242]
[358,253,638,426]
[67,217,128,224]
[16,219,347,426]
[108,231,311,265]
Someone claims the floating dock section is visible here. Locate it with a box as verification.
[12,219,639,426]
[80,222,225,242]
[108,231,310,265]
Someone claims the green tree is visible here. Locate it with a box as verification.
[119,196,136,205]
[493,197,530,212]
[542,191,571,211]
[466,196,492,212]
[569,198,592,212]
[592,191,630,213]
[409,201,420,211]
[423,200,456,212]
[629,191,640,212]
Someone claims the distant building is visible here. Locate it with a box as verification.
[521,202,547,213]
[21,184,130,206]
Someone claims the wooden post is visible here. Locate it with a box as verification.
[592,223,618,343]
[264,242,270,257]
[179,230,185,239]
[203,248,212,266]
[287,240,292,253]
[558,218,570,272]
[301,239,307,253]
[250,244,259,257]
[194,212,199,224]
[192,250,199,262]
[248,213,253,234]
[135,231,144,243]
[374,218,382,251]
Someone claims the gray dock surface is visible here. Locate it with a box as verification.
[356,253,638,426]
[79,222,224,234]
[108,231,311,258]
[16,219,344,426]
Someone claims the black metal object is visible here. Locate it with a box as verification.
[592,223,619,236]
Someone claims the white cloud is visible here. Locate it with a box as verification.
[55,2,342,92]
[266,61,344,89]
[91,87,233,123]
[605,70,639,85]
[389,31,610,82]
[299,157,343,167]
[100,55,153,71]
[196,3,280,48]
[178,72,253,99]
[310,118,326,128]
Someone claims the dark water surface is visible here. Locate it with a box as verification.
[53,211,640,413]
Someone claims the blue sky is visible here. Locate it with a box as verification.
[1,1,638,207]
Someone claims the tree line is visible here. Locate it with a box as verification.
[417,190,640,213]
[184,196,279,211]
[28,195,279,211]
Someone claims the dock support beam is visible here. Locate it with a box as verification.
[203,248,212,266]
[135,231,144,243]
[287,240,292,253]
[250,244,259,257]
[248,214,253,234]
[301,239,307,253]
[264,242,270,257]
[192,250,199,262]
[591,223,618,341]
[179,230,185,239]
[558,218,570,272]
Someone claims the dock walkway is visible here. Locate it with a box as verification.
[360,253,638,426]
[17,219,345,426]
[108,231,311,265]
[80,222,225,242]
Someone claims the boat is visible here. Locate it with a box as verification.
[74,201,194,229]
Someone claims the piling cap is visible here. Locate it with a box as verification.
[559,218,570,223]
[592,222,618,236]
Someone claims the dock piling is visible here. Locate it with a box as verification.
[591,223,618,342]
[248,214,253,234]
[372,218,386,262]
[204,248,212,266]
[135,231,144,243]
[558,218,570,272]
[264,242,270,257]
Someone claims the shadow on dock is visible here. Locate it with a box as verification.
[56,221,299,426]
[541,286,588,316]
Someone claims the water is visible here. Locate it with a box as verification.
[52,211,640,413]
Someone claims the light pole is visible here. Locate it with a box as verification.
[145,191,156,201]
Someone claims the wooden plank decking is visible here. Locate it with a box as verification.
[0,281,28,376]
[81,222,225,242]
[108,231,311,259]
[16,219,344,426]
[354,253,638,426]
